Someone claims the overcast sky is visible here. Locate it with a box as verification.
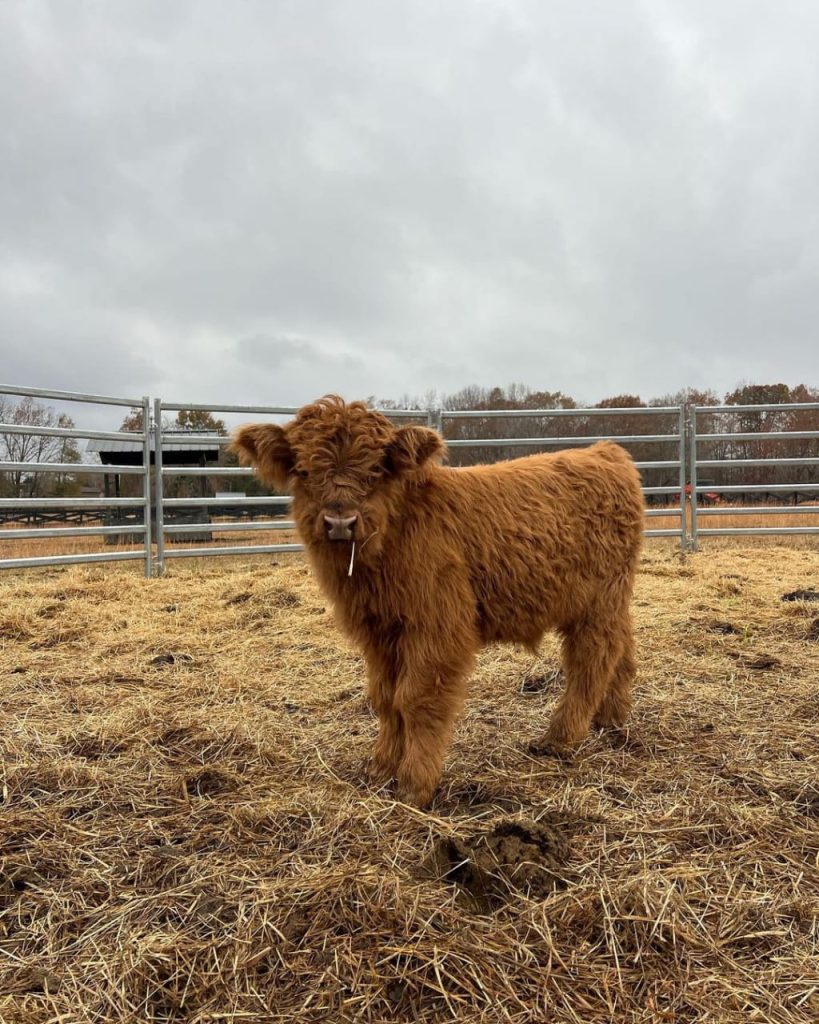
[2,0,818,416]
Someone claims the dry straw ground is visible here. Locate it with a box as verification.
[1,545,818,1023]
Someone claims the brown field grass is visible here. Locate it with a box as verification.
[1,547,818,1023]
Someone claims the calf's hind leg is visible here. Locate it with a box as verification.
[593,627,636,730]
[539,614,626,749]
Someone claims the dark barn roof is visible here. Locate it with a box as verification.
[87,434,222,467]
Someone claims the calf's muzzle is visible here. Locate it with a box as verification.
[323,514,358,541]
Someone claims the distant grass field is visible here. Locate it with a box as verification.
[1,546,817,1022]
[2,506,818,565]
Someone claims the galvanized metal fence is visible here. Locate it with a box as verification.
[2,385,818,574]
[0,386,153,575]
[438,405,687,544]
[689,402,819,545]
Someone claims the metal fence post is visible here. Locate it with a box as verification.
[688,405,698,551]
[678,405,687,552]
[142,396,153,578]
[153,398,165,576]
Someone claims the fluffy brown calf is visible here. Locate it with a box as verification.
[233,396,644,806]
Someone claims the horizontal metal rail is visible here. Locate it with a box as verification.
[162,496,290,508]
[161,466,255,477]
[161,527,683,559]
[156,433,230,446]
[697,402,819,414]
[693,483,819,494]
[0,384,143,406]
[1,525,146,540]
[443,406,680,418]
[163,402,299,414]
[644,508,683,518]
[0,423,146,442]
[696,506,819,517]
[697,527,819,536]
[0,461,142,475]
[0,497,144,509]
[163,520,295,534]
[695,430,819,442]
[0,550,147,570]
[155,428,685,449]
[696,457,819,469]
[163,543,304,559]
[161,491,687,508]
[445,434,679,447]
[162,401,424,418]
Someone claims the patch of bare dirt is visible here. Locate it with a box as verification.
[520,668,563,694]
[423,817,575,909]
[705,620,740,635]
[781,588,819,602]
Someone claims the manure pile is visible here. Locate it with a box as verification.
[1,547,818,1023]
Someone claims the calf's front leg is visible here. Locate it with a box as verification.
[393,651,473,807]
[365,648,402,787]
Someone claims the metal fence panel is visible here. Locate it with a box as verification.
[440,404,687,549]
[0,388,153,576]
[4,388,817,572]
[689,402,819,549]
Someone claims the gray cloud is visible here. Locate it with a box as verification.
[1,0,817,418]
[236,333,364,372]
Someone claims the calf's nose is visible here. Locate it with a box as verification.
[323,514,358,541]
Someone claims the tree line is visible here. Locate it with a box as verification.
[377,382,819,496]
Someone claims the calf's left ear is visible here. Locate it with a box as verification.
[231,423,295,490]
[385,425,444,474]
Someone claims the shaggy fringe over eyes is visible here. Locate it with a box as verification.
[289,396,443,478]
[292,397,392,477]
[233,397,445,487]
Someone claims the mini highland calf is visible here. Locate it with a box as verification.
[233,397,644,807]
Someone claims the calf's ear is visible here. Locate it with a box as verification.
[231,423,295,490]
[385,425,444,474]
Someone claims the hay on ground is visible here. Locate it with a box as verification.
[1,546,818,1023]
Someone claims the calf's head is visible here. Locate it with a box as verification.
[232,396,443,555]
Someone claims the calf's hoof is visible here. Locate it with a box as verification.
[397,787,435,809]
[593,713,629,732]
[367,753,396,789]
[593,699,632,731]
[526,737,574,761]
[395,777,436,809]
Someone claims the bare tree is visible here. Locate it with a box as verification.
[0,396,81,498]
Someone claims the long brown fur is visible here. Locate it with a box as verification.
[233,396,644,807]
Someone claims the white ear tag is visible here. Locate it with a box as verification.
[347,541,356,577]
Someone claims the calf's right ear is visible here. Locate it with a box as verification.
[231,424,295,490]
